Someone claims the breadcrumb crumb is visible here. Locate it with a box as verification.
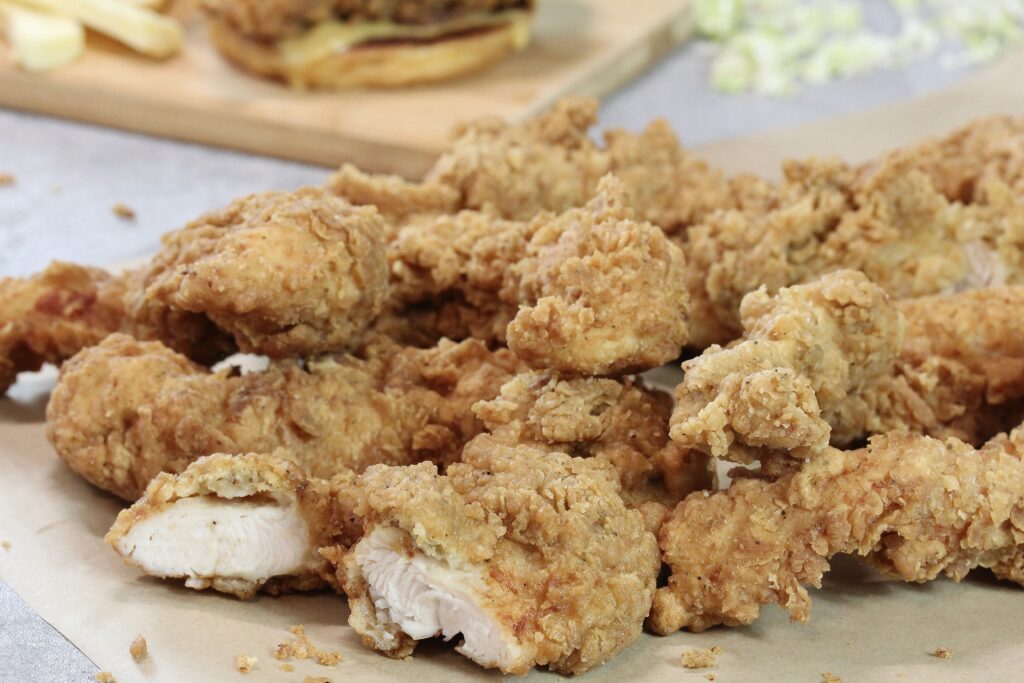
[705,674,717,681]
[274,625,342,667]
[0,173,14,186]
[822,673,842,683]
[303,678,331,683]
[281,663,294,672]
[95,673,115,683]
[112,203,136,220]
[1,541,11,551]
[235,655,257,673]
[682,646,722,669]
[129,635,148,660]
[933,647,953,659]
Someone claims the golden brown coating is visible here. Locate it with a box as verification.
[672,272,1024,464]
[1,189,390,393]
[336,443,660,675]
[0,262,129,393]
[46,333,521,501]
[329,98,735,233]
[387,177,690,375]
[650,429,1024,634]
[685,154,1024,347]
[671,271,903,463]
[474,371,711,511]
[106,452,360,598]
[138,188,389,358]
[876,115,1024,204]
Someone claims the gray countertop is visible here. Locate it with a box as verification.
[0,8,985,680]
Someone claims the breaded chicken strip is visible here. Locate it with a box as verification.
[386,177,690,375]
[0,188,389,392]
[328,98,738,233]
[331,443,660,675]
[672,271,1024,463]
[106,452,360,598]
[474,371,711,515]
[672,270,903,463]
[650,429,1024,634]
[686,155,1024,347]
[876,115,1024,204]
[47,334,521,501]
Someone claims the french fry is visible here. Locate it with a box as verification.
[0,0,84,71]
[14,0,182,58]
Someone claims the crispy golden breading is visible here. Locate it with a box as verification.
[650,429,1024,634]
[671,271,903,463]
[0,262,130,393]
[673,272,1024,464]
[473,371,711,511]
[138,188,389,358]
[386,177,690,374]
[329,98,735,233]
[106,452,360,598]
[685,155,1024,347]
[47,334,521,501]
[1,189,390,393]
[876,115,1024,204]
[335,444,659,675]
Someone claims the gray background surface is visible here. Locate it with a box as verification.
[0,5,991,680]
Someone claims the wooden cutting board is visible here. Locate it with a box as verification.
[0,0,692,176]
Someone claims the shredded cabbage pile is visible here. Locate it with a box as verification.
[694,0,1024,96]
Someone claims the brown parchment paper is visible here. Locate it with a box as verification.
[4,50,1024,683]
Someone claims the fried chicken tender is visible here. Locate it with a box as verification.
[386,176,690,375]
[139,187,389,358]
[328,98,734,233]
[672,271,1024,463]
[0,189,389,393]
[332,443,660,675]
[685,154,1024,347]
[106,452,360,598]
[650,429,1024,634]
[0,262,128,393]
[46,334,521,501]
[671,271,903,463]
[474,372,711,513]
[877,115,1024,204]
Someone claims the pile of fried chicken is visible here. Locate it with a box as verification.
[3,99,1024,675]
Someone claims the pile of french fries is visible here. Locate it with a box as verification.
[0,0,183,71]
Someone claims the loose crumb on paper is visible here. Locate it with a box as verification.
[303,678,332,683]
[2,541,11,551]
[95,673,115,683]
[822,673,842,683]
[112,203,137,220]
[129,635,148,660]
[235,655,257,673]
[275,625,342,666]
[281,663,294,672]
[0,173,14,187]
[682,646,722,669]
[933,647,953,659]
[705,674,717,681]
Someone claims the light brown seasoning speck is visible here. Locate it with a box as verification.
[95,673,115,683]
[0,173,14,186]
[112,203,136,220]
[933,647,952,659]
[822,673,842,683]
[1,541,11,551]
[235,655,257,673]
[129,635,148,660]
[682,646,722,669]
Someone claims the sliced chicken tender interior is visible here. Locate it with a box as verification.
[114,495,315,589]
[357,527,524,670]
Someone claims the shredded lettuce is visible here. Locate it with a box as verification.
[693,0,1024,96]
